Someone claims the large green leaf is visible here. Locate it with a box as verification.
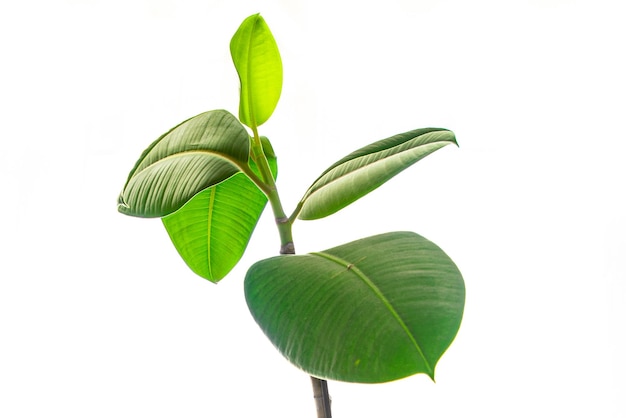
[230,13,282,128]
[118,110,250,218]
[162,138,278,283]
[294,128,457,220]
[244,231,465,383]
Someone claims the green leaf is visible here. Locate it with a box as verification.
[118,110,250,218]
[244,231,465,383]
[295,128,457,220]
[161,141,278,283]
[230,13,283,128]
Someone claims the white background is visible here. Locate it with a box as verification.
[1,0,625,416]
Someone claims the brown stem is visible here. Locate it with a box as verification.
[311,376,332,418]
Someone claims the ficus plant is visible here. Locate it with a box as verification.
[118,13,465,417]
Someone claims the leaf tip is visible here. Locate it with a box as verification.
[428,370,437,383]
[450,131,459,148]
[441,129,458,148]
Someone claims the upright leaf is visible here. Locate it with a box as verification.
[230,14,283,128]
[117,110,250,218]
[162,141,278,283]
[294,128,457,220]
[245,231,465,383]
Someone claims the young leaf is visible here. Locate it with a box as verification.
[244,231,465,383]
[118,110,250,218]
[294,128,457,220]
[161,144,278,283]
[230,13,283,128]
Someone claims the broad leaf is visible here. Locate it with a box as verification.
[230,13,282,128]
[295,128,457,220]
[118,110,250,218]
[162,139,278,283]
[244,231,465,383]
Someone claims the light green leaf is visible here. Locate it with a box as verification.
[230,13,283,128]
[118,110,250,218]
[162,140,278,283]
[295,128,457,220]
[244,231,465,383]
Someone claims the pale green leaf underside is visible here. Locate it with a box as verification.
[118,110,250,218]
[296,128,457,220]
[162,148,278,283]
[244,231,465,383]
[230,13,282,128]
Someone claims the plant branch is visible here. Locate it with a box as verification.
[288,200,304,224]
[249,126,294,253]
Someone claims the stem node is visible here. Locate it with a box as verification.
[280,242,295,255]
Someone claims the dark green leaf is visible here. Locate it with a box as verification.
[244,231,465,383]
[118,110,250,218]
[295,128,457,220]
[230,14,283,128]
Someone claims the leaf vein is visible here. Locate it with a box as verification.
[309,251,434,375]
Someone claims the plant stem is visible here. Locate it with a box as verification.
[311,376,332,418]
[251,127,332,417]
[250,127,293,253]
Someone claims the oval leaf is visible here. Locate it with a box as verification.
[118,110,250,218]
[162,143,278,283]
[244,231,465,383]
[230,13,283,128]
[295,128,457,220]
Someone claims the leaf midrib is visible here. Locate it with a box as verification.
[206,186,217,280]
[309,251,434,376]
[245,16,259,128]
[135,149,248,175]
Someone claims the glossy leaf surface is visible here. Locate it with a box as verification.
[118,110,250,218]
[295,128,457,220]
[162,140,278,283]
[245,231,465,383]
[230,13,282,128]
